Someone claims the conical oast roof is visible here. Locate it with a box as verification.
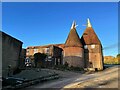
[81,18,101,45]
[65,21,83,47]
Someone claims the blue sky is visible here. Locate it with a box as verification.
[2,2,118,56]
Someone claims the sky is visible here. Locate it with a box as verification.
[2,2,118,56]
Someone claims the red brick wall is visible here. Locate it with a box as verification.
[64,47,83,57]
[89,53,103,70]
[63,47,84,68]
[84,45,103,70]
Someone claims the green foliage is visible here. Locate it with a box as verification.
[13,68,21,75]
[117,54,120,57]
[54,65,67,71]
[68,66,84,71]
[54,63,83,71]
[53,62,69,71]
[34,53,47,67]
[64,62,69,68]
[104,57,120,64]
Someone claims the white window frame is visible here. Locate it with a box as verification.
[91,44,95,49]
[34,49,38,54]
[84,45,88,49]
[45,48,49,53]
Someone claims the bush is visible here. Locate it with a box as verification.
[64,62,69,68]
[53,64,83,71]
[13,68,21,75]
[54,65,66,71]
[34,53,47,68]
[104,58,120,64]
[68,66,84,71]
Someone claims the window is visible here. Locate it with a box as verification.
[84,45,88,49]
[34,49,38,54]
[91,45,95,48]
[45,48,49,53]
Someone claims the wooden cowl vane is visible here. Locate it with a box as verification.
[64,21,84,68]
[81,18,104,70]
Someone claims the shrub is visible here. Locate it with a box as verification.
[53,64,83,71]
[13,68,21,75]
[68,66,84,71]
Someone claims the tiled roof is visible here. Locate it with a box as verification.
[81,27,101,45]
[65,27,83,47]
[27,44,64,49]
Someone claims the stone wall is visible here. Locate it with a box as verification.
[19,49,26,68]
[2,32,23,77]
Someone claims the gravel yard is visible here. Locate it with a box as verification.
[26,65,119,89]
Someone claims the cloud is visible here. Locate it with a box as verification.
[103,43,118,50]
